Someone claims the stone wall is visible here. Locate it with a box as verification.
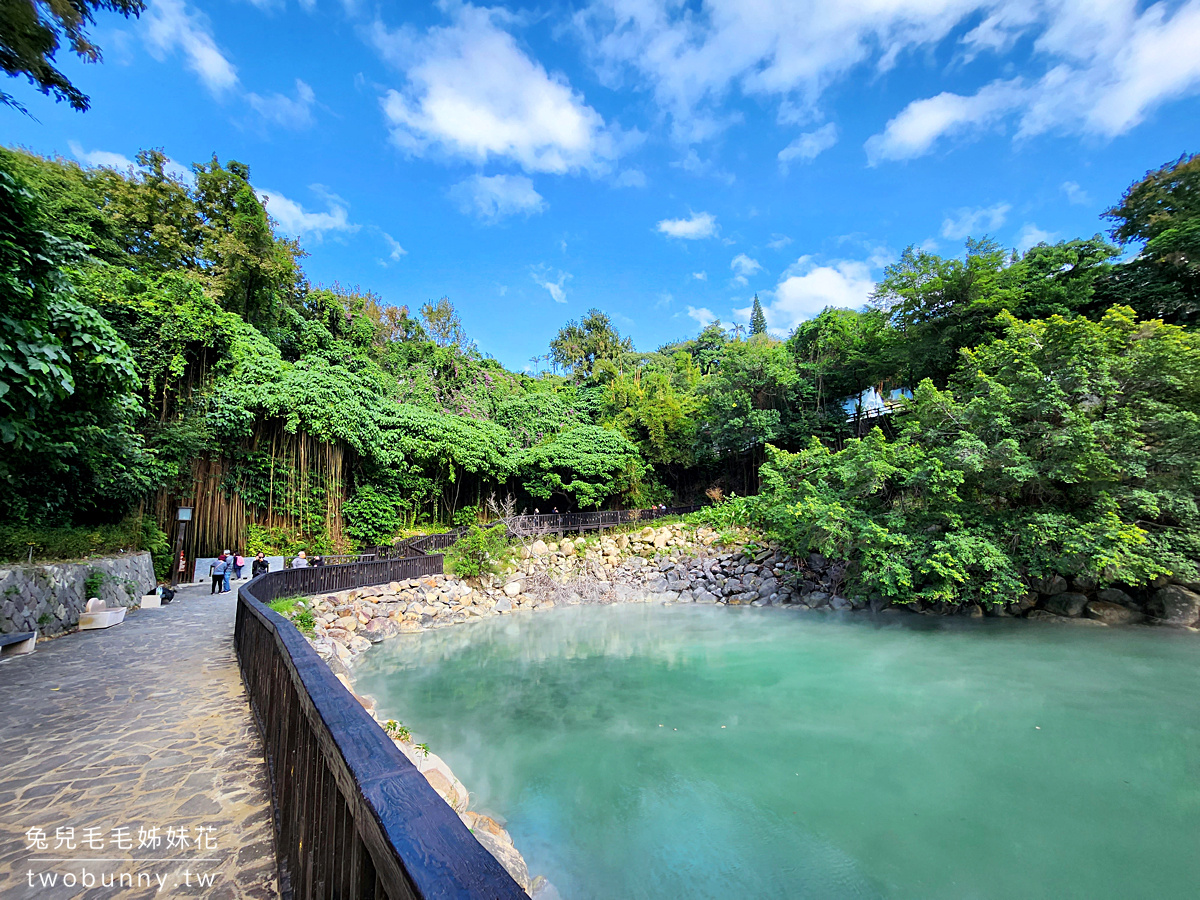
[0,552,157,636]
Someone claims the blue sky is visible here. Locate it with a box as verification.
[5,0,1200,370]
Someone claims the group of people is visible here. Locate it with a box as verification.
[210,550,272,594]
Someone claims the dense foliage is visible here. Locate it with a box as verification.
[1,145,1197,602]
[757,309,1199,606]
[0,0,145,112]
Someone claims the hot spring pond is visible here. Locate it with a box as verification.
[351,604,1200,899]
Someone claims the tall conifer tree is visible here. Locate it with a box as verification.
[749,294,768,335]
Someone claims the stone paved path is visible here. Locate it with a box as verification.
[0,583,278,899]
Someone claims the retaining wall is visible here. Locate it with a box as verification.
[0,552,156,636]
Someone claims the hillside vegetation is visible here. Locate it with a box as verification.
[1,147,1197,604]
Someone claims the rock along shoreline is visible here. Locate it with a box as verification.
[294,521,1200,894]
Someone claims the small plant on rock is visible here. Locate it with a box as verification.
[83,568,106,598]
[383,719,413,742]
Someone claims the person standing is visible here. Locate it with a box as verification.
[252,552,269,578]
[233,551,245,580]
[211,556,228,594]
[291,551,309,568]
[222,549,232,592]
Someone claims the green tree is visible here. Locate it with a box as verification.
[0,0,144,112]
[788,307,889,422]
[757,306,1200,606]
[549,308,633,380]
[0,164,152,524]
[520,425,646,509]
[193,156,301,329]
[749,294,767,335]
[420,296,476,354]
[1102,152,1200,325]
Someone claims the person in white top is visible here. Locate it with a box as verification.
[292,551,309,568]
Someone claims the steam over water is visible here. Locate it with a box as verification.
[352,604,1200,899]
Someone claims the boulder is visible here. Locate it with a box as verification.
[531,540,549,556]
[561,539,576,556]
[1015,591,1039,612]
[1085,600,1143,625]
[653,530,671,549]
[639,526,656,540]
[1041,592,1089,617]
[503,580,523,598]
[493,596,513,612]
[1147,584,1200,627]
[360,618,399,642]
[1026,609,1107,626]
[1096,587,1137,608]
[1036,574,1069,596]
[334,615,359,632]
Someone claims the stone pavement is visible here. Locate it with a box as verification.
[0,582,278,899]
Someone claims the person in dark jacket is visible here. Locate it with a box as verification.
[251,552,269,578]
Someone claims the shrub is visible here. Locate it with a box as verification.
[755,308,1200,606]
[268,596,314,633]
[0,515,170,572]
[685,495,755,531]
[446,524,510,579]
[452,504,481,527]
[343,485,403,546]
[83,568,107,598]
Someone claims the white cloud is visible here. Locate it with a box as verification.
[865,80,1024,163]
[766,234,793,250]
[375,4,620,174]
[863,0,1200,162]
[657,211,718,240]
[1062,181,1089,205]
[247,79,317,129]
[692,271,708,281]
[613,168,647,187]
[68,141,133,170]
[144,0,238,94]
[687,306,717,327]
[531,266,571,303]
[778,123,838,171]
[730,253,762,285]
[1015,223,1057,252]
[257,185,358,239]
[941,203,1011,240]
[752,256,877,333]
[580,0,1200,156]
[449,174,546,222]
[577,0,976,144]
[382,233,407,260]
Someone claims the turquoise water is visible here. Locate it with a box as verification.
[351,604,1200,900]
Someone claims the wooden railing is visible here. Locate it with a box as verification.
[235,566,526,899]
[249,556,444,603]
